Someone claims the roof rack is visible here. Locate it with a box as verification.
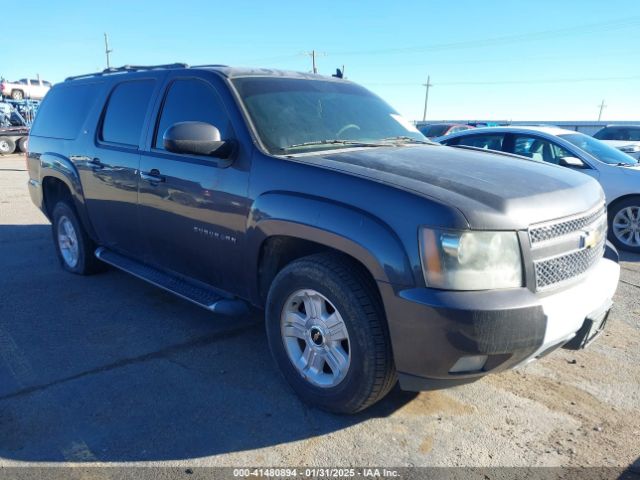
[190,64,229,68]
[65,63,189,82]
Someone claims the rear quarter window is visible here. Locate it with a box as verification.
[30,83,102,140]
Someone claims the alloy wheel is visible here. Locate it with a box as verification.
[280,289,351,388]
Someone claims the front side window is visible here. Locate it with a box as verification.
[594,127,640,141]
[456,134,505,151]
[100,80,155,146]
[232,77,426,154]
[512,135,571,164]
[154,78,230,149]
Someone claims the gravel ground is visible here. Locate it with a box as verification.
[0,153,638,476]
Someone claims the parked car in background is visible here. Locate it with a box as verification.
[417,122,474,139]
[593,125,640,160]
[439,126,640,252]
[0,78,51,100]
[26,64,619,413]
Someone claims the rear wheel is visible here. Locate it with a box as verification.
[0,138,15,155]
[11,90,23,100]
[17,137,29,153]
[51,201,104,274]
[609,197,640,253]
[266,253,396,414]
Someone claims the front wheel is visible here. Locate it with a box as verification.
[609,197,640,253]
[265,253,396,414]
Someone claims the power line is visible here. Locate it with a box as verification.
[329,16,640,57]
[364,74,640,87]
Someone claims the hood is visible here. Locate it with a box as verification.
[301,145,604,230]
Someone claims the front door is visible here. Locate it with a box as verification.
[138,75,250,293]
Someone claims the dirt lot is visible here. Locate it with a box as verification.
[0,153,638,474]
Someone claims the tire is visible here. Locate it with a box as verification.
[51,201,105,274]
[608,197,640,253]
[11,90,23,100]
[266,252,396,414]
[17,136,28,153]
[0,137,16,155]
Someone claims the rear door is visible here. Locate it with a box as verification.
[138,74,251,293]
[80,78,159,257]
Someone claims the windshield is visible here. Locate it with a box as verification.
[420,124,450,138]
[559,133,638,165]
[232,77,427,154]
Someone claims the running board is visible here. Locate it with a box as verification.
[95,247,249,316]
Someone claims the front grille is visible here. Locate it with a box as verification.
[529,205,607,291]
[529,206,606,244]
[534,238,606,289]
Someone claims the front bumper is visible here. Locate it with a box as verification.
[381,246,620,391]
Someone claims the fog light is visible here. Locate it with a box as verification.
[449,355,488,373]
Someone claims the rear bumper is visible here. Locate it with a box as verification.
[382,246,620,391]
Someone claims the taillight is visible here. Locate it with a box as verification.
[0,83,4,91]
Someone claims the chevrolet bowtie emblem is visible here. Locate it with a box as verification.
[581,228,601,249]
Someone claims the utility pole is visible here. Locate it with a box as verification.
[597,99,607,121]
[422,75,433,122]
[104,33,113,70]
[303,50,326,74]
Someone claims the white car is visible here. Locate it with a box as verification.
[593,125,640,160]
[0,78,52,100]
[439,126,640,252]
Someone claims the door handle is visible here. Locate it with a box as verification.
[140,169,166,184]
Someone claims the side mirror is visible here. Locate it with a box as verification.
[163,121,234,158]
[559,156,586,168]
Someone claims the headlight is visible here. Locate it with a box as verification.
[420,228,523,290]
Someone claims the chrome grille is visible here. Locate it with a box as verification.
[529,206,606,244]
[529,205,607,291]
[534,238,606,289]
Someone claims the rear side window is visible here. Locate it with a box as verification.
[100,80,155,147]
[154,78,229,149]
[457,134,505,151]
[30,83,102,140]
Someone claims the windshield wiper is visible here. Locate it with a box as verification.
[280,139,387,151]
[616,162,638,167]
[380,136,436,145]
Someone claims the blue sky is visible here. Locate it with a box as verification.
[5,0,640,121]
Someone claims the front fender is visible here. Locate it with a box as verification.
[245,192,414,303]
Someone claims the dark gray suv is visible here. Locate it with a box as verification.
[26,64,620,413]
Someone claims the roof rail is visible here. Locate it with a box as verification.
[190,64,229,68]
[65,63,189,82]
